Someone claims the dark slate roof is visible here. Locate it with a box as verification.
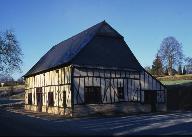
[24,21,142,77]
[71,36,142,70]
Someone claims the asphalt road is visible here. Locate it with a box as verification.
[1,109,192,136]
[0,98,23,105]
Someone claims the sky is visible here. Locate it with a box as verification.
[1,0,192,79]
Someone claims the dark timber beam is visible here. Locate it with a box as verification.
[71,65,74,111]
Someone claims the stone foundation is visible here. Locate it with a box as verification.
[25,105,72,116]
[25,104,38,112]
[156,103,167,112]
[25,102,167,117]
[73,102,151,117]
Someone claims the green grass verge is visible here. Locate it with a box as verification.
[8,92,24,100]
[157,74,192,81]
[161,80,192,85]
[0,85,25,91]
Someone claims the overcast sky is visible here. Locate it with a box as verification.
[1,0,192,79]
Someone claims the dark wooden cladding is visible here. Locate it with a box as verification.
[71,66,74,109]
[126,75,129,100]
[144,71,146,89]
[110,72,112,104]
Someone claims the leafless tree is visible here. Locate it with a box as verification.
[0,30,23,75]
[158,36,183,76]
[185,57,192,74]
[144,66,152,74]
[185,57,192,65]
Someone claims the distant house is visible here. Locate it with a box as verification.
[24,21,167,117]
[1,82,4,87]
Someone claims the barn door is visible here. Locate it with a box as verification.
[36,87,42,112]
[144,90,157,112]
[150,91,157,112]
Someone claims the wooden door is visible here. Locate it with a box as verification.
[144,90,157,112]
[151,91,157,112]
[36,87,42,112]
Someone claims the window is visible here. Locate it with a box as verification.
[56,69,59,73]
[28,93,32,105]
[48,92,54,106]
[117,87,124,100]
[36,87,42,93]
[84,86,101,104]
[36,87,42,106]
[144,91,151,104]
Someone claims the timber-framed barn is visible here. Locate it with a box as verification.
[24,21,167,117]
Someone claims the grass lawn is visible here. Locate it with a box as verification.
[161,80,192,85]
[0,85,25,91]
[9,92,24,100]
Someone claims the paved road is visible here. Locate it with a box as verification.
[1,109,192,136]
[0,98,23,105]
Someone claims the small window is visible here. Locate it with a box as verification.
[48,92,54,106]
[84,86,101,104]
[117,87,124,100]
[36,87,42,93]
[56,69,59,73]
[28,93,32,105]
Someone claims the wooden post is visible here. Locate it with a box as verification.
[139,72,142,103]
[109,71,112,104]
[57,70,59,109]
[44,73,46,106]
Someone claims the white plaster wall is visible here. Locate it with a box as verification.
[25,66,72,108]
[73,68,144,104]
[73,68,166,104]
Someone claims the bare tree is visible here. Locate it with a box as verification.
[0,30,23,75]
[185,57,192,65]
[17,77,24,85]
[185,57,192,74]
[144,66,152,74]
[158,36,183,76]
[178,64,182,75]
